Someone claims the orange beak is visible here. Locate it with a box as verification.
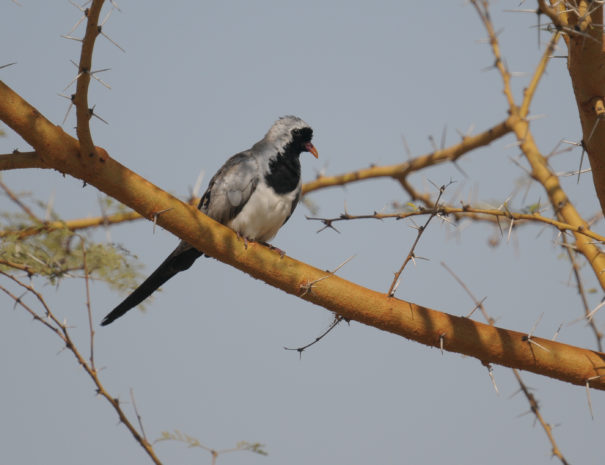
[305,142,319,158]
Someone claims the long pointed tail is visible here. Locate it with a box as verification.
[101,244,203,326]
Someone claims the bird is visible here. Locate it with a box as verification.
[101,116,318,326]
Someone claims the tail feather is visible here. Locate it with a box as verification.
[101,244,202,326]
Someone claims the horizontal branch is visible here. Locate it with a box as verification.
[6,191,602,247]
[0,211,142,239]
[0,151,47,170]
[0,258,34,273]
[308,205,605,243]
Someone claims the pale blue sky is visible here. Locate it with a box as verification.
[1,1,603,464]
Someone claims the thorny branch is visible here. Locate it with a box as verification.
[0,270,163,465]
[471,0,517,109]
[74,0,105,160]
[561,233,604,351]
[81,237,95,371]
[511,370,570,465]
[0,178,40,223]
[387,183,451,297]
[302,119,511,196]
[284,315,345,357]
[0,210,142,239]
[308,204,605,244]
[442,263,571,465]
[285,256,357,355]
[0,2,161,463]
[472,1,605,294]
[1,53,604,389]
[0,2,602,465]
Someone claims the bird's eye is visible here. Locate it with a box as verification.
[291,127,312,142]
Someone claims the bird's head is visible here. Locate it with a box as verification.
[265,115,319,159]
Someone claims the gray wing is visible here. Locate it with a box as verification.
[198,151,260,225]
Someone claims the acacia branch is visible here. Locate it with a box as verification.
[9,186,604,246]
[308,205,605,244]
[0,178,40,223]
[520,30,562,118]
[387,185,448,296]
[302,119,511,195]
[0,210,142,239]
[0,271,162,465]
[0,151,47,170]
[0,118,510,239]
[74,0,105,160]
[471,0,517,110]
[442,263,570,465]
[510,114,605,290]
[538,0,567,27]
[561,233,603,351]
[475,2,605,291]
[1,80,604,390]
[548,1,605,213]
[511,369,570,465]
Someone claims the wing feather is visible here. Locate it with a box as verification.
[198,151,260,225]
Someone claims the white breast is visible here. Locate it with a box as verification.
[227,181,300,242]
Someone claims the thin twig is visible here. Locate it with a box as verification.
[441,262,494,324]
[520,31,562,118]
[561,234,603,351]
[284,315,344,357]
[512,369,570,465]
[130,388,148,443]
[0,179,41,223]
[81,237,95,371]
[387,183,451,296]
[441,264,570,465]
[0,271,163,464]
[471,0,516,109]
[307,205,605,244]
[0,210,142,239]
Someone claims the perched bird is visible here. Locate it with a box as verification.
[101,116,318,326]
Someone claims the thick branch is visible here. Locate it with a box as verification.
[562,3,605,213]
[1,80,604,389]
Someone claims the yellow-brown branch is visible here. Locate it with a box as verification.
[1,79,604,389]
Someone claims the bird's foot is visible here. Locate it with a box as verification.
[261,241,286,258]
[236,232,252,249]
